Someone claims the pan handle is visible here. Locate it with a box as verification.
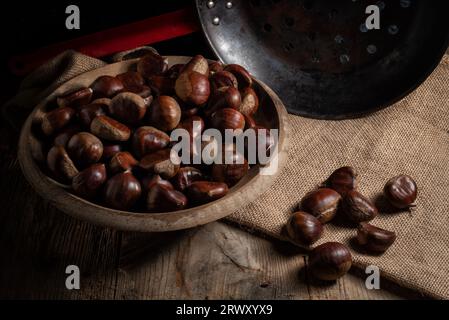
[8,7,200,76]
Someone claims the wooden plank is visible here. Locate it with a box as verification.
[0,154,402,299]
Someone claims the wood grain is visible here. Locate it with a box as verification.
[0,151,404,299]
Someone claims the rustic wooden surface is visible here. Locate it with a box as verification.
[0,150,423,300]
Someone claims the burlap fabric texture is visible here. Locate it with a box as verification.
[4,51,449,299]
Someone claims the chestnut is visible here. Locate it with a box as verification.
[90,75,124,99]
[109,151,138,174]
[72,163,107,199]
[181,105,200,118]
[141,174,174,193]
[173,167,204,191]
[41,107,75,136]
[341,190,378,223]
[206,86,241,117]
[209,61,223,75]
[67,132,103,168]
[211,145,249,186]
[175,71,210,106]
[109,92,147,125]
[47,145,79,183]
[176,116,205,139]
[137,51,168,79]
[186,181,229,205]
[182,55,209,76]
[325,166,358,196]
[210,71,238,92]
[245,126,275,161]
[132,126,170,158]
[300,188,341,224]
[91,98,112,109]
[102,144,122,161]
[104,171,142,210]
[139,149,181,179]
[134,86,153,99]
[78,103,106,127]
[238,87,259,116]
[54,124,81,147]
[308,242,352,281]
[149,96,182,131]
[286,211,323,246]
[224,64,253,89]
[57,87,93,108]
[244,114,257,129]
[383,175,417,209]
[147,184,188,212]
[356,223,396,253]
[166,64,185,79]
[30,134,47,164]
[210,108,245,133]
[116,71,145,91]
[148,75,175,96]
[90,115,131,142]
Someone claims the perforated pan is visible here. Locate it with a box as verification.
[197,0,449,119]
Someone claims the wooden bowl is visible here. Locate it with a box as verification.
[18,56,289,232]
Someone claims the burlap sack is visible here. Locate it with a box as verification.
[3,51,449,299]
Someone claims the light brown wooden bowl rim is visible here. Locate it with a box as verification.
[18,57,290,232]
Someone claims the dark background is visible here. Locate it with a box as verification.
[0,0,213,107]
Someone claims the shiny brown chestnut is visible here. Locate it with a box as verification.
[67,132,103,168]
[175,71,210,106]
[54,124,81,147]
[383,175,417,209]
[224,64,253,89]
[173,167,204,191]
[104,171,142,210]
[147,184,188,212]
[90,75,124,99]
[139,149,181,179]
[210,108,245,133]
[286,211,323,246]
[166,64,185,79]
[137,51,168,79]
[341,190,378,223]
[210,71,238,92]
[182,55,209,76]
[90,115,131,142]
[57,87,93,108]
[109,92,147,125]
[132,126,170,158]
[102,144,122,160]
[176,116,205,139]
[309,242,352,281]
[147,75,175,96]
[238,87,259,116]
[211,145,249,186]
[47,145,79,183]
[140,174,174,193]
[91,98,112,109]
[325,166,358,196]
[246,126,275,160]
[244,114,257,130]
[301,188,341,224]
[116,71,145,91]
[72,163,107,199]
[356,223,397,253]
[41,107,75,136]
[109,151,138,174]
[78,104,106,127]
[149,96,182,131]
[186,181,229,205]
[206,86,241,117]
[208,61,223,75]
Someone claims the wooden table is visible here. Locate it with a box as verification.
[0,150,417,300]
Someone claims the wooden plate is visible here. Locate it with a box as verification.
[18,56,289,232]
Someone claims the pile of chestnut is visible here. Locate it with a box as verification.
[32,52,269,212]
[286,167,418,281]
